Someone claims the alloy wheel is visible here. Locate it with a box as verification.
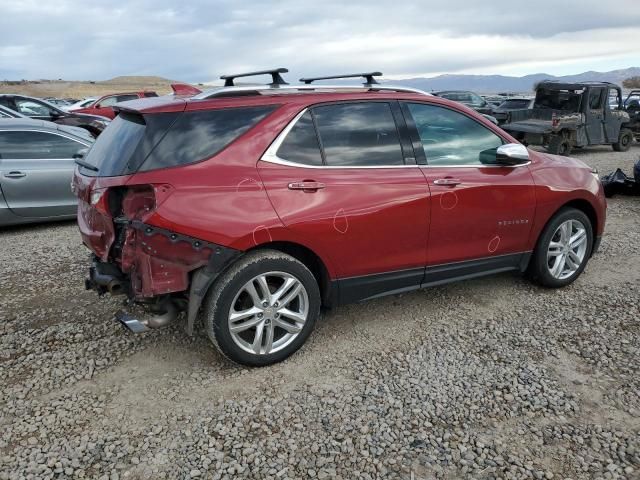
[546,219,588,280]
[228,272,309,355]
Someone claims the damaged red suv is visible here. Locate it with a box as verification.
[74,69,606,366]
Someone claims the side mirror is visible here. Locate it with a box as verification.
[495,143,530,165]
[73,148,89,159]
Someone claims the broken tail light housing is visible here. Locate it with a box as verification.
[90,188,110,216]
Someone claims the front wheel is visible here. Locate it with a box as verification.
[203,250,321,366]
[528,208,593,288]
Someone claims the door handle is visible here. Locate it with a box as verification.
[4,171,26,179]
[433,178,461,186]
[288,181,325,192]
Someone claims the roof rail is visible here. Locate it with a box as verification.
[299,72,382,86]
[220,68,289,87]
[193,84,433,100]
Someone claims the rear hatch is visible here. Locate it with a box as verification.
[73,97,278,261]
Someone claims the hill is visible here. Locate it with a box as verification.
[391,67,640,93]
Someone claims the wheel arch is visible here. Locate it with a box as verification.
[536,198,599,257]
[247,241,336,307]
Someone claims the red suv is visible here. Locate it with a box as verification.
[73,91,158,119]
[73,69,606,366]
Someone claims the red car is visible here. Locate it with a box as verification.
[73,69,606,366]
[73,91,158,119]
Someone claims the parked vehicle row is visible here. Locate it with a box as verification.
[71,68,606,367]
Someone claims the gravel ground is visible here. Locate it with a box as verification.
[1,146,639,480]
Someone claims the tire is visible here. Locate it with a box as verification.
[527,208,593,288]
[203,249,321,366]
[612,128,633,152]
[547,135,573,156]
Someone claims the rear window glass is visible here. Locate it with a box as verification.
[276,111,323,166]
[139,105,276,172]
[82,106,276,176]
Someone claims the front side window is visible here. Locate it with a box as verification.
[405,103,503,166]
[276,111,322,166]
[312,102,404,167]
[588,89,604,110]
[607,88,621,110]
[0,131,85,159]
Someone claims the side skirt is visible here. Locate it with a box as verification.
[335,252,531,306]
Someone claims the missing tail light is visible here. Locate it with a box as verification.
[90,188,111,216]
[122,185,157,221]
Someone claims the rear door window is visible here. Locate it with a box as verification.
[0,131,86,159]
[275,111,323,166]
[311,102,404,167]
[116,94,139,103]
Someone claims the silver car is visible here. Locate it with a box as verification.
[0,118,93,226]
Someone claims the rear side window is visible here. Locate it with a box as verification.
[116,94,138,103]
[312,102,404,167]
[143,92,159,98]
[276,111,322,166]
[139,105,276,172]
[0,131,85,159]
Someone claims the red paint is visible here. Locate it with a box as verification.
[74,91,158,119]
[75,90,606,301]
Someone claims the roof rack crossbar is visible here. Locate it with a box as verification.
[220,68,289,87]
[299,72,382,86]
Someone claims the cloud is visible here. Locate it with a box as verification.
[0,0,639,81]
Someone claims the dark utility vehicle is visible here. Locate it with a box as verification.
[502,81,633,156]
[624,90,640,140]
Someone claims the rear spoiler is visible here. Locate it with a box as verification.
[171,83,202,96]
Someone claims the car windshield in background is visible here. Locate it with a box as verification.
[499,99,531,109]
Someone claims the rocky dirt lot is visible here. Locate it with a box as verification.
[1,147,639,480]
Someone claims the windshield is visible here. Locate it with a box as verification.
[499,99,531,109]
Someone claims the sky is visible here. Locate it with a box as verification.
[1,0,639,82]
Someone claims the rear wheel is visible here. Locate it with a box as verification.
[203,250,321,366]
[547,135,573,156]
[528,208,593,288]
[612,128,633,152]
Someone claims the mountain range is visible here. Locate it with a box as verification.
[389,67,640,93]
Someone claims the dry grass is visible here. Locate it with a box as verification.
[0,76,204,99]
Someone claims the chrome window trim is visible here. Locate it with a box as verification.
[260,108,531,170]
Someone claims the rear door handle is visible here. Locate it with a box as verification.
[288,181,325,192]
[4,171,26,179]
[433,178,461,186]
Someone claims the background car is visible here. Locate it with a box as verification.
[433,90,494,115]
[0,105,25,118]
[73,91,158,119]
[0,94,109,137]
[491,97,534,124]
[0,118,93,226]
[63,97,97,112]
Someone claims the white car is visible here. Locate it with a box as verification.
[62,97,97,112]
